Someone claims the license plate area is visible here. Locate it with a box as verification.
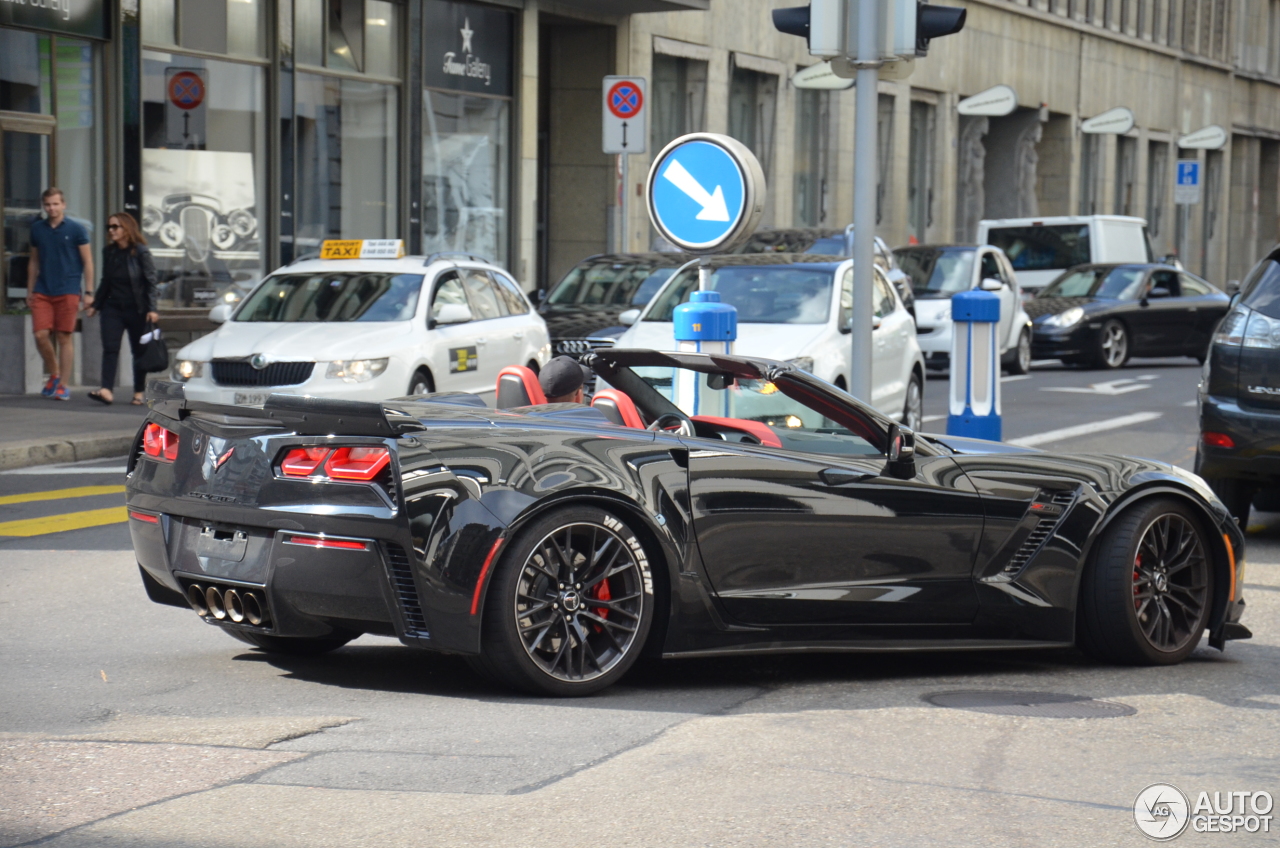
[196,526,249,562]
[234,392,268,405]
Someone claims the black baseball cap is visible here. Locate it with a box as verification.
[539,356,587,398]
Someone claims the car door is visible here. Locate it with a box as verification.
[458,267,519,389]
[1133,269,1195,355]
[871,268,910,414]
[979,250,1016,352]
[1178,273,1229,356]
[680,381,984,627]
[427,271,491,396]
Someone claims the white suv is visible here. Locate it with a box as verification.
[170,250,551,405]
[614,255,926,429]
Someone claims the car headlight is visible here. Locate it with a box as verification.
[786,356,815,373]
[172,360,203,382]
[1041,306,1084,329]
[326,358,389,382]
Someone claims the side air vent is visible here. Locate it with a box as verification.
[383,543,429,637]
[1001,518,1056,577]
[1050,489,1076,506]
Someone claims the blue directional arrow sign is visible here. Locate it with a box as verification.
[650,139,748,251]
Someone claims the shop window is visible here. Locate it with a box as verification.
[142,51,266,310]
[295,74,399,248]
[728,65,777,182]
[364,1,401,78]
[296,0,326,65]
[793,87,830,228]
[293,0,398,73]
[140,0,266,58]
[651,53,706,154]
[141,0,177,46]
[1079,134,1103,214]
[55,40,102,240]
[876,94,895,226]
[0,30,52,114]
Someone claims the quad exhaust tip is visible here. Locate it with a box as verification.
[189,583,270,627]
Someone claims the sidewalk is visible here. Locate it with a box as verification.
[0,390,148,471]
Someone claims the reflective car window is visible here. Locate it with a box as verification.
[1242,259,1280,319]
[235,273,424,322]
[644,265,836,324]
[463,269,504,319]
[895,247,974,299]
[1040,266,1144,300]
[1178,274,1213,296]
[979,251,1001,283]
[987,224,1091,271]
[431,275,468,322]
[1149,271,1180,297]
[492,272,531,314]
[546,260,677,306]
[873,271,895,319]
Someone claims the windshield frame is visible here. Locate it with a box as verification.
[232,271,426,323]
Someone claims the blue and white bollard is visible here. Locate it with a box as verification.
[673,289,737,416]
[946,289,1002,441]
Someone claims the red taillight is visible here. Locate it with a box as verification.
[142,423,179,461]
[1202,431,1235,449]
[283,534,369,551]
[129,510,160,524]
[324,446,391,481]
[281,446,331,477]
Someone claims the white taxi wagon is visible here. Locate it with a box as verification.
[170,241,551,405]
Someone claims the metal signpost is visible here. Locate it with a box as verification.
[603,76,647,254]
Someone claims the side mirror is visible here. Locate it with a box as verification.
[618,308,640,326]
[706,372,733,390]
[979,277,1004,292]
[1148,286,1172,299]
[1229,291,1243,308]
[208,304,232,324]
[872,315,883,330]
[432,303,473,326]
[885,423,917,479]
[531,289,545,305]
[1226,279,1241,294]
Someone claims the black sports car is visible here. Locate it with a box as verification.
[1027,264,1229,368]
[127,350,1249,696]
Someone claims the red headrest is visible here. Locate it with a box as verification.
[591,389,646,429]
[497,365,546,408]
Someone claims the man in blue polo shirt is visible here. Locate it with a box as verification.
[26,187,94,401]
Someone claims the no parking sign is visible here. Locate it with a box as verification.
[602,76,646,154]
[165,68,207,147]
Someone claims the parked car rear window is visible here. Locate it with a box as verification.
[894,247,974,299]
[1241,259,1280,319]
[235,273,423,322]
[987,225,1091,271]
[644,265,835,324]
[547,260,679,307]
[1039,266,1144,300]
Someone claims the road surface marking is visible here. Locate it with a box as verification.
[1009,412,1163,447]
[1183,400,1198,407]
[4,466,128,476]
[1041,377,1151,396]
[1002,375,1032,383]
[0,506,128,537]
[0,485,125,506]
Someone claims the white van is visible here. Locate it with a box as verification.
[977,215,1152,296]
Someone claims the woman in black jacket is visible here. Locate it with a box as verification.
[86,211,159,405]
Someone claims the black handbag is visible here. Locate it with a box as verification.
[135,322,170,373]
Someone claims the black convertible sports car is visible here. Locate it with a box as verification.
[126,350,1249,695]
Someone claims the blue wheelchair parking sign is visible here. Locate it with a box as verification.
[649,138,751,252]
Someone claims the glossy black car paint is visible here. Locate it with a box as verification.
[126,351,1247,665]
[1027,264,1229,362]
[1197,249,1280,515]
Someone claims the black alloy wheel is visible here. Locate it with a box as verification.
[1095,319,1129,369]
[475,506,654,695]
[1078,498,1212,665]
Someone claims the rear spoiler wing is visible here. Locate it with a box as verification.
[145,381,428,437]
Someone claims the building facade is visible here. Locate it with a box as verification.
[3,0,1279,389]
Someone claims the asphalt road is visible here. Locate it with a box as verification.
[4,356,1279,846]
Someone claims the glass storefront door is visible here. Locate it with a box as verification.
[1,113,53,303]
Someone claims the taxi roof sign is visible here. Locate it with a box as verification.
[320,239,405,260]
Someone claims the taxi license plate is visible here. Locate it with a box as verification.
[234,392,268,406]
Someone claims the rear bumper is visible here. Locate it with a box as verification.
[1197,394,1280,485]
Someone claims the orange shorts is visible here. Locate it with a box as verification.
[31,293,80,334]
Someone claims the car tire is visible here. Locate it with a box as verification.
[225,629,357,656]
[474,505,655,696]
[1077,498,1213,666]
[1202,476,1255,526]
[525,360,540,376]
[1004,329,1031,375]
[408,368,434,396]
[1094,320,1129,369]
[902,373,923,432]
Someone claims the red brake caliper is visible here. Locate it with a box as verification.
[591,579,612,632]
[1133,553,1142,610]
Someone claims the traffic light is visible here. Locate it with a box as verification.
[772,1,845,57]
[916,2,966,56]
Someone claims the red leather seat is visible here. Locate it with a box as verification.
[591,389,646,429]
[496,365,546,408]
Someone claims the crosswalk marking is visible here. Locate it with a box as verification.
[0,506,129,537]
[0,485,126,506]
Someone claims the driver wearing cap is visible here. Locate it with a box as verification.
[539,355,588,404]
